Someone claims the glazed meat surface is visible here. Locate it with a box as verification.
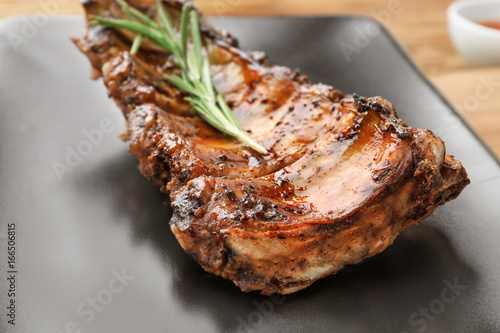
[171,96,468,294]
[74,0,344,192]
[74,0,470,294]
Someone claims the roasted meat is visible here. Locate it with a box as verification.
[74,0,470,295]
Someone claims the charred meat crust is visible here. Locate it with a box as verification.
[74,0,470,295]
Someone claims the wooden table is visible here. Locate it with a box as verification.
[1,0,499,157]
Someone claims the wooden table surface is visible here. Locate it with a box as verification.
[1,0,499,157]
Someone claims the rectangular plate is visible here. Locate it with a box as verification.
[0,16,499,333]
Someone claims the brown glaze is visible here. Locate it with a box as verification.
[74,0,470,294]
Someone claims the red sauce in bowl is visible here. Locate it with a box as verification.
[479,21,500,30]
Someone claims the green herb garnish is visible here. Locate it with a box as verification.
[89,0,268,154]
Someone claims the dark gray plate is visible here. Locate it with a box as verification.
[0,16,499,333]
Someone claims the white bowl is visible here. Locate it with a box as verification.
[448,0,500,67]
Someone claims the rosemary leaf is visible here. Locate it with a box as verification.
[165,75,198,96]
[130,34,144,55]
[180,5,190,55]
[117,0,159,29]
[189,11,203,73]
[89,16,175,53]
[155,0,175,40]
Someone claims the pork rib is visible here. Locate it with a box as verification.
[74,0,470,295]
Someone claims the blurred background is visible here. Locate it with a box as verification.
[0,0,499,157]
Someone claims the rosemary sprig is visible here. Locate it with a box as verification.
[89,0,268,154]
